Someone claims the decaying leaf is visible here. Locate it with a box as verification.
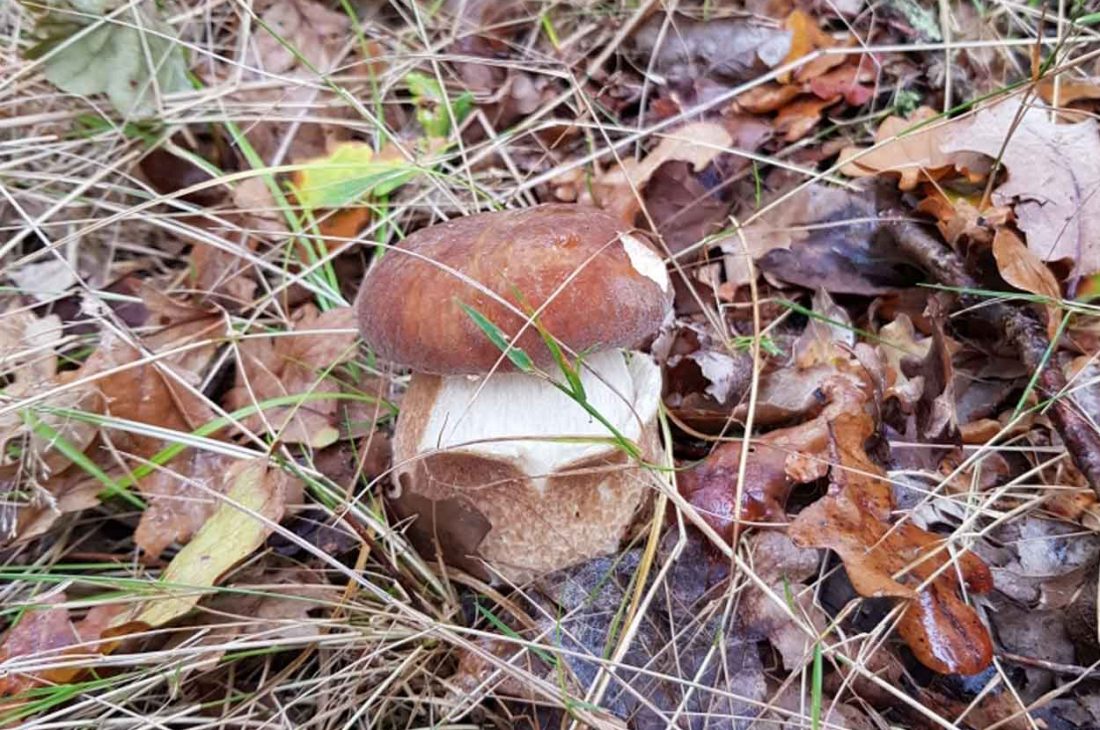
[724,183,918,294]
[226,305,359,447]
[630,13,791,84]
[789,410,994,675]
[134,459,301,627]
[26,0,190,117]
[594,122,732,226]
[943,99,1100,279]
[0,594,127,698]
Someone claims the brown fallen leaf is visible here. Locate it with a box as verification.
[809,63,875,106]
[992,228,1063,301]
[789,411,994,675]
[838,107,956,190]
[727,183,917,294]
[943,98,1100,280]
[1038,75,1100,108]
[0,594,128,699]
[226,304,359,447]
[781,10,845,83]
[736,82,804,114]
[774,95,839,142]
[134,449,238,558]
[593,122,732,226]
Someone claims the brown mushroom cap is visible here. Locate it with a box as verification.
[355,204,672,374]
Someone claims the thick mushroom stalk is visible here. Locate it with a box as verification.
[355,204,673,581]
[392,349,662,581]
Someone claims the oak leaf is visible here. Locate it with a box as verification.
[943,99,1100,279]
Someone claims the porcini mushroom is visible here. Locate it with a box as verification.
[355,204,672,581]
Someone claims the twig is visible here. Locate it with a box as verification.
[882,214,1100,493]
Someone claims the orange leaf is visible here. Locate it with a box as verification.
[774,96,839,142]
[838,107,956,190]
[780,10,837,83]
[992,228,1062,301]
[736,82,803,114]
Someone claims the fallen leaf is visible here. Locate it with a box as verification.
[943,98,1100,279]
[134,459,300,627]
[727,183,919,294]
[133,449,237,558]
[789,411,994,675]
[594,122,732,226]
[0,594,127,698]
[809,63,875,106]
[781,10,844,83]
[630,13,791,84]
[838,107,956,190]
[291,142,417,213]
[774,95,839,142]
[26,0,190,117]
[226,305,359,446]
[736,82,804,114]
[993,228,1064,301]
[1038,76,1100,107]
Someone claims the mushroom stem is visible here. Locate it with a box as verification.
[390,350,662,582]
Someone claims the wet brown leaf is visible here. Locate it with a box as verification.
[789,411,994,675]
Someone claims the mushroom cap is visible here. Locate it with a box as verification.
[355,204,672,375]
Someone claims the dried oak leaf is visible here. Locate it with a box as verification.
[838,107,957,190]
[593,122,732,226]
[226,304,358,447]
[789,411,994,675]
[943,98,1100,279]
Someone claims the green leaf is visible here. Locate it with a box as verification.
[25,0,190,118]
[405,71,473,138]
[458,301,534,372]
[292,142,417,212]
[134,460,289,627]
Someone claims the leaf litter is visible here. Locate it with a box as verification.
[5,0,1100,728]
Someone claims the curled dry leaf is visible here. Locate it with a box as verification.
[594,122,732,226]
[789,410,994,675]
[226,305,359,447]
[992,228,1062,301]
[943,99,1100,280]
[838,107,956,190]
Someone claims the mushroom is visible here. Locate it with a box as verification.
[355,204,672,582]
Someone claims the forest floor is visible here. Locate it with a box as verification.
[3,1,1100,728]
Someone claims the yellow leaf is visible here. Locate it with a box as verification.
[135,460,292,627]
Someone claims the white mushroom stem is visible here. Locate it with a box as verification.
[417,349,660,483]
[390,349,663,580]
